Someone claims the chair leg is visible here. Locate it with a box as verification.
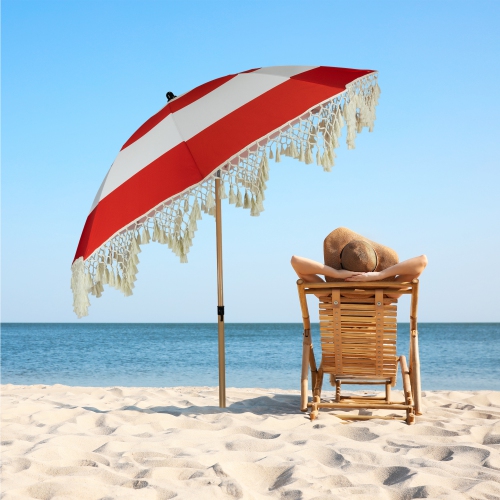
[313,365,324,399]
[335,380,341,402]
[310,393,321,421]
[410,331,422,415]
[301,331,312,412]
[400,355,415,425]
[310,402,319,421]
[385,383,391,403]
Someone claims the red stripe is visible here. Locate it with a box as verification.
[75,67,374,262]
[187,68,374,176]
[291,66,373,87]
[121,68,261,151]
[74,143,202,261]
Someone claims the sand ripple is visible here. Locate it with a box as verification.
[2,385,500,499]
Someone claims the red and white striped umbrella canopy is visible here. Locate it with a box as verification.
[72,65,380,317]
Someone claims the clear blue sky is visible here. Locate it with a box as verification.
[2,0,499,323]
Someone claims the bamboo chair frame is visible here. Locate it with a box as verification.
[296,279,421,424]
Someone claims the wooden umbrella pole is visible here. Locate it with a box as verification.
[215,176,226,408]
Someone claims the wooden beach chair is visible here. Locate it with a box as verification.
[296,279,421,424]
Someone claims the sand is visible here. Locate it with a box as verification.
[1,385,500,499]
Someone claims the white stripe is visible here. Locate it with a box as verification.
[173,66,315,140]
[253,66,316,78]
[91,116,184,211]
[91,66,317,211]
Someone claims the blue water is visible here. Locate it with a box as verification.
[1,323,499,391]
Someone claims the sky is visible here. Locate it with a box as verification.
[2,0,499,323]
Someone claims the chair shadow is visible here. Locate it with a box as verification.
[82,394,303,417]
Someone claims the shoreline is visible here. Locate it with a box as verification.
[2,385,500,498]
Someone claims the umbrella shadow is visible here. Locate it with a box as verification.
[83,394,303,417]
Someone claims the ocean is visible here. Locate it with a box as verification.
[1,323,499,391]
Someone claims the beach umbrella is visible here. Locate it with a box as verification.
[71,65,381,407]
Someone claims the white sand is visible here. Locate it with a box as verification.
[1,385,500,499]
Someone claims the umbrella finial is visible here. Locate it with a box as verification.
[166,91,177,102]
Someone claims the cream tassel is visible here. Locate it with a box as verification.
[328,147,336,167]
[108,268,115,287]
[71,257,91,318]
[188,211,198,231]
[130,236,140,255]
[192,199,202,220]
[184,199,190,213]
[178,239,188,263]
[316,149,321,166]
[96,262,104,283]
[269,148,274,159]
[280,143,286,155]
[219,182,228,200]
[85,272,93,291]
[115,272,122,290]
[321,152,329,171]
[343,94,358,150]
[174,210,183,232]
[236,188,243,208]
[92,283,103,298]
[259,155,269,181]
[373,82,381,105]
[121,281,132,297]
[308,126,317,145]
[243,190,251,209]
[158,227,167,244]
[171,237,179,255]
[275,146,281,163]
[102,267,110,285]
[299,143,305,162]
[152,220,160,242]
[256,191,265,212]
[334,112,344,136]
[128,260,138,276]
[258,177,266,194]
[228,185,237,205]
[206,190,215,210]
[184,232,192,249]
[141,227,151,244]
[250,196,260,216]
[305,146,313,165]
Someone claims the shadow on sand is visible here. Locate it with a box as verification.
[81,393,303,417]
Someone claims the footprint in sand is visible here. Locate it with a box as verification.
[407,444,490,464]
[375,466,415,486]
[225,438,283,452]
[231,426,280,439]
[333,426,379,442]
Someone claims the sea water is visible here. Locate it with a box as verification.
[1,323,499,391]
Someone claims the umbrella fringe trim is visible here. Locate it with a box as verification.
[71,72,380,318]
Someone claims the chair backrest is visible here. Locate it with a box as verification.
[319,288,398,384]
[297,281,419,386]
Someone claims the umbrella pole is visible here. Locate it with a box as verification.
[215,176,226,408]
